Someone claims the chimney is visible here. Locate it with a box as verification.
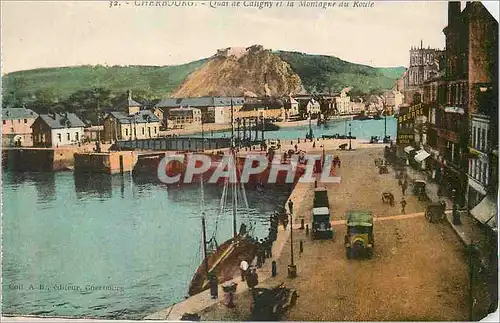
[448,1,461,26]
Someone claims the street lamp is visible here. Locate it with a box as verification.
[287,199,297,278]
[201,117,204,152]
[308,112,313,141]
[349,122,352,150]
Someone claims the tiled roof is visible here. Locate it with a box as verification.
[107,110,160,124]
[36,113,86,129]
[2,108,38,120]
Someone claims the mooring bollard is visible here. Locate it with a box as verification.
[272,260,277,277]
[305,224,309,236]
[299,240,303,253]
[300,218,305,230]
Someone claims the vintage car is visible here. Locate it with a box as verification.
[344,210,374,259]
[425,201,447,223]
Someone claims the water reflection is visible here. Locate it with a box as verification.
[73,173,114,199]
[33,172,56,203]
[5,171,57,203]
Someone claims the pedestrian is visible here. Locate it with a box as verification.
[266,239,273,258]
[246,268,258,289]
[240,259,249,281]
[401,198,407,214]
[283,217,288,231]
[402,180,408,196]
[338,158,341,168]
[271,260,277,277]
[294,144,298,151]
[209,274,218,299]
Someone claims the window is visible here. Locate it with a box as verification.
[75,132,79,141]
[475,160,481,181]
[472,126,476,148]
[67,133,70,141]
[477,127,481,150]
[154,127,157,134]
[57,133,62,142]
[483,163,488,185]
[24,119,27,124]
[481,128,487,151]
[125,129,128,136]
[142,127,145,135]
[2,120,5,125]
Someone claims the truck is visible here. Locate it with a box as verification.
[311,187,334,239]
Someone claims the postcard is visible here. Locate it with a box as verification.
[1,1,499,321]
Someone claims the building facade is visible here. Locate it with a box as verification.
[335,89,352,114]
[168,107,202,129]
[283,96,300,119]
[384,90,404,112]
[154,97,245,125]
[32,112,85,147]
[103,92,161,141]
[403,41,445,105]
[2,107,38,146]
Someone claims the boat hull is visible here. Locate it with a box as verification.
[188,235,257,296]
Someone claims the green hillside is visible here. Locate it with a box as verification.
[276,51,405,93]
[2,59,206,103]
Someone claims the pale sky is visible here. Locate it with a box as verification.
[1,1,498,74]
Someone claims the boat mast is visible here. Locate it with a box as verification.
[200,179,209,277]
[384,101,387,138]
[231,97,237,238]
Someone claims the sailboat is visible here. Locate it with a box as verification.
[187,99,258,297]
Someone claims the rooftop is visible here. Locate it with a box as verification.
[107,110,160,124]
[35,112,86,129]
[2,107,38,120]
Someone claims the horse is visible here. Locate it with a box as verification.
[381,192,394,206]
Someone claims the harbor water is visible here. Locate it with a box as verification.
[2,120,397,319]
[2,172,291,319]
[198,117,398,141]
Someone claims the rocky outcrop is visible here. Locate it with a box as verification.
[172,46,302,98]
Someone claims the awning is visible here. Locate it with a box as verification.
[414,150,431,163]
[470,195,497,229]
[404,146,415,154]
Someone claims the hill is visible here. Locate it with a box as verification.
[2,59,206,102]
[172,45,302,97]
[276,51,405,94]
